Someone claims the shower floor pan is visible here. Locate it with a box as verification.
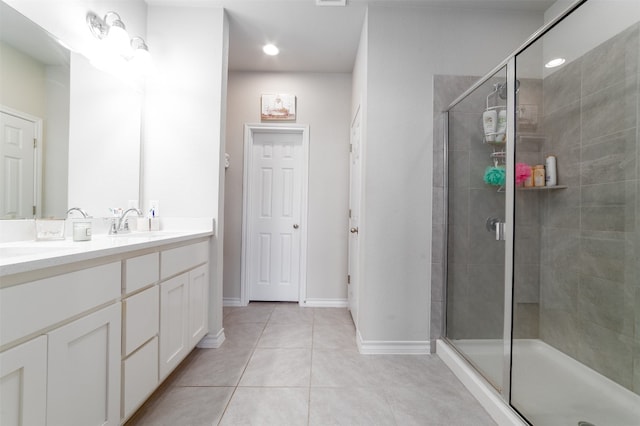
[444,339,640,426]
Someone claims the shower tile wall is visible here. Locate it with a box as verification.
[538,23,640,395]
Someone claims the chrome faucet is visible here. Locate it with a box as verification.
[66,207,89,218]
[109,208,142,235]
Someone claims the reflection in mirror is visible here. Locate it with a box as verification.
[0,1,143,220]
[0,1,70,219]
[68,53,141,217]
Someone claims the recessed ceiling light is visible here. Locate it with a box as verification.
[263,44,279,56]
[545,58,566,68]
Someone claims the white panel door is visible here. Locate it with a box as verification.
[0,111,36,219]
[47,303,121,426]
[248,130,303,302]
[0,336,47,426]
[348,108,362,326]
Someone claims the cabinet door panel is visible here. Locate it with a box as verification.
[47,304,121,426]
[189,264,208,347]
[159,273,189,379]
[0,336,47,426]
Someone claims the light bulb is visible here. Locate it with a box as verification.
[131,48,152,76]
[263,44,279,56]
[545,58,566,68]
[106,23,131,56]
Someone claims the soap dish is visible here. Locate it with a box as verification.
[35,219,66,241]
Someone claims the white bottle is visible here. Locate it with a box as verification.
[545,155,557,186]
[483,110,497,142]
[495,110,507,142]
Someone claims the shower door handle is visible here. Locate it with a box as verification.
[486,217,505,241]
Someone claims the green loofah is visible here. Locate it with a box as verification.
[484,166,506,187]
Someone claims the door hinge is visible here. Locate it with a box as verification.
[349,144,353,153]
[349,209,352,219]
[33,138,37,148]
[347,274,351,284]
[33,205,36,215]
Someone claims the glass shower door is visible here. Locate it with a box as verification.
[510,3,640,424]
[445,66,509,391]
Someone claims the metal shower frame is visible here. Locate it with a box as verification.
[440,0,589,417]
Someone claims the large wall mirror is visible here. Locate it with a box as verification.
[0,1,141,219]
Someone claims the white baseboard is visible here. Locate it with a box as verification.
[436,339,527,426]
[197,328,226,349]
[223,297,243,307]
[356,330,430,354]
[302,298,348,308]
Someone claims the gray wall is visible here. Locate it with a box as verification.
[223,72,352,305]
[359,5,542,347]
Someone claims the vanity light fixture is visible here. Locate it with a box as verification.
[87,11,151,74]
[87,11,130,55]
[130,36,151,68]
[263,44,279,56]
[545,57,566,68]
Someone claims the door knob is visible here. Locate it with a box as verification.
[350,227,359,234]
[293,224,299,229]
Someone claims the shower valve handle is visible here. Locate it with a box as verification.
[495,222,505,241]
[486,217,505,241]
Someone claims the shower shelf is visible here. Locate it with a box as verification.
[518,134,548,144]
[517,185,567,191]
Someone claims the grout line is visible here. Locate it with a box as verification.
[307,307,316,426]
[216,306,273,425]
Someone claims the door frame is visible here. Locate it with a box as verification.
[348,105,362,325]
[240,123,310,306]
[0,105,43,218]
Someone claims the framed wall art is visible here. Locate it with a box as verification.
[261,94,296,121]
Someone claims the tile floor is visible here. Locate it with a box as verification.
[126,302,496,425]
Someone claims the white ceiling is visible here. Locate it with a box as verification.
[148,0,556,72]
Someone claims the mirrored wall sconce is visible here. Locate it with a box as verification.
[86,11,151,76]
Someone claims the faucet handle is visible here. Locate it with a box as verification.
[108,219,118,235]
[123,219,130,231]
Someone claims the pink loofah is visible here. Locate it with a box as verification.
[515,162,532,185]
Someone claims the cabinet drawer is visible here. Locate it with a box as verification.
[125,253,159,294]
[161,241,208,279]
[0,262,121,346]
[123,336,158,420]
[123,286,159,356]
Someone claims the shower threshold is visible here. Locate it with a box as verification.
[438,339,640,426]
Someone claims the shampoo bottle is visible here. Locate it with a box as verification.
[545,155,557,186]
[495,109,507,142]
[483,110,497,142]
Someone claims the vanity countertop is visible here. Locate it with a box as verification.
[0,229,213,277]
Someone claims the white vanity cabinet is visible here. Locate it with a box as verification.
[0,233,212,426]
[0,261,121,426]
[0,336,47,426]
[159,241,209,379]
